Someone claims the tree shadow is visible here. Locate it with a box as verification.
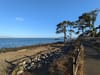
[85,53,100,60]
[83,43,100,60]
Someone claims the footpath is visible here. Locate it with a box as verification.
[84,46,100,75]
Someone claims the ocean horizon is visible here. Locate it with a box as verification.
[0,38,62,49]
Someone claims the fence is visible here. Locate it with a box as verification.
[71,44,84,75]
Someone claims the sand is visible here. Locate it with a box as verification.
[0,43,64,75]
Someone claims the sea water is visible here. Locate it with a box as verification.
[0,38,61,48]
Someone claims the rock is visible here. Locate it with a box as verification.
[17,70,23,75]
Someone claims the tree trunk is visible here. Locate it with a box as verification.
[92,21,95,37]
[82,28,84,34]
[70,32,72,41]
[64,33,67,45]
[70,26,72,41]
[64,26,67,45]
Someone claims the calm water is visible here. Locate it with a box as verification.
[0,38,61,48]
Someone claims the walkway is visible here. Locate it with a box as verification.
[84,46,100,75]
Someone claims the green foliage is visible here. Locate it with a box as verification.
[56,9,100,41]
[56,21,67,33]
[56,20,75,43]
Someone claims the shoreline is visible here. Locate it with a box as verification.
[0,41,65,75]
[0,41,64,53]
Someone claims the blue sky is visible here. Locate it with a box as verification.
[0,0,100,38]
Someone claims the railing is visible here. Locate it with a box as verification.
[71,44,84,75]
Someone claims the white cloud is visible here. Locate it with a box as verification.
[16,17,24,22]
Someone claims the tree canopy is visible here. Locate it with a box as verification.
[56,9,100,43]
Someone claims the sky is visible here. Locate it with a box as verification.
[0,0,100,38]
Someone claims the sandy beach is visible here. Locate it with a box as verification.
[0,43,64,75]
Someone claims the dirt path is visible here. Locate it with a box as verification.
[84,46,100,75]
